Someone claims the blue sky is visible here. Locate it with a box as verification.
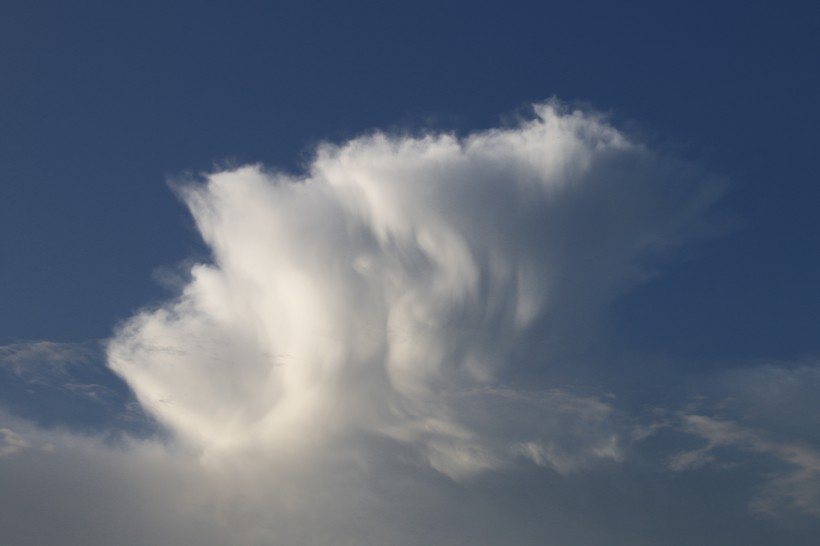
[2,1,818,355]
[2,1,820,544]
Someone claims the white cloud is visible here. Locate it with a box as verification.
[108,103,724,479]
[14,103,816,545]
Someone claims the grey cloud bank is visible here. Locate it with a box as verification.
[1,104,818,545]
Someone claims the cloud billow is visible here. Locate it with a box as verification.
[108,103,723,476]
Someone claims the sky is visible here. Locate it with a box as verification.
[1,1,820,544]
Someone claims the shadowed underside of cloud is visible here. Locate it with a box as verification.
[2,103,819,545]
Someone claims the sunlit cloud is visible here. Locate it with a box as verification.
[108,103,724,475]
[3,103,818,544]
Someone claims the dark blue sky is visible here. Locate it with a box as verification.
[2,0,818,360]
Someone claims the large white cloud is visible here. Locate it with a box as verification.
[107,103,723,476]
[6,103,819,544]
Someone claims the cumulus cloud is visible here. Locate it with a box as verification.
[108,103,723,477]
[9,103,820,544]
